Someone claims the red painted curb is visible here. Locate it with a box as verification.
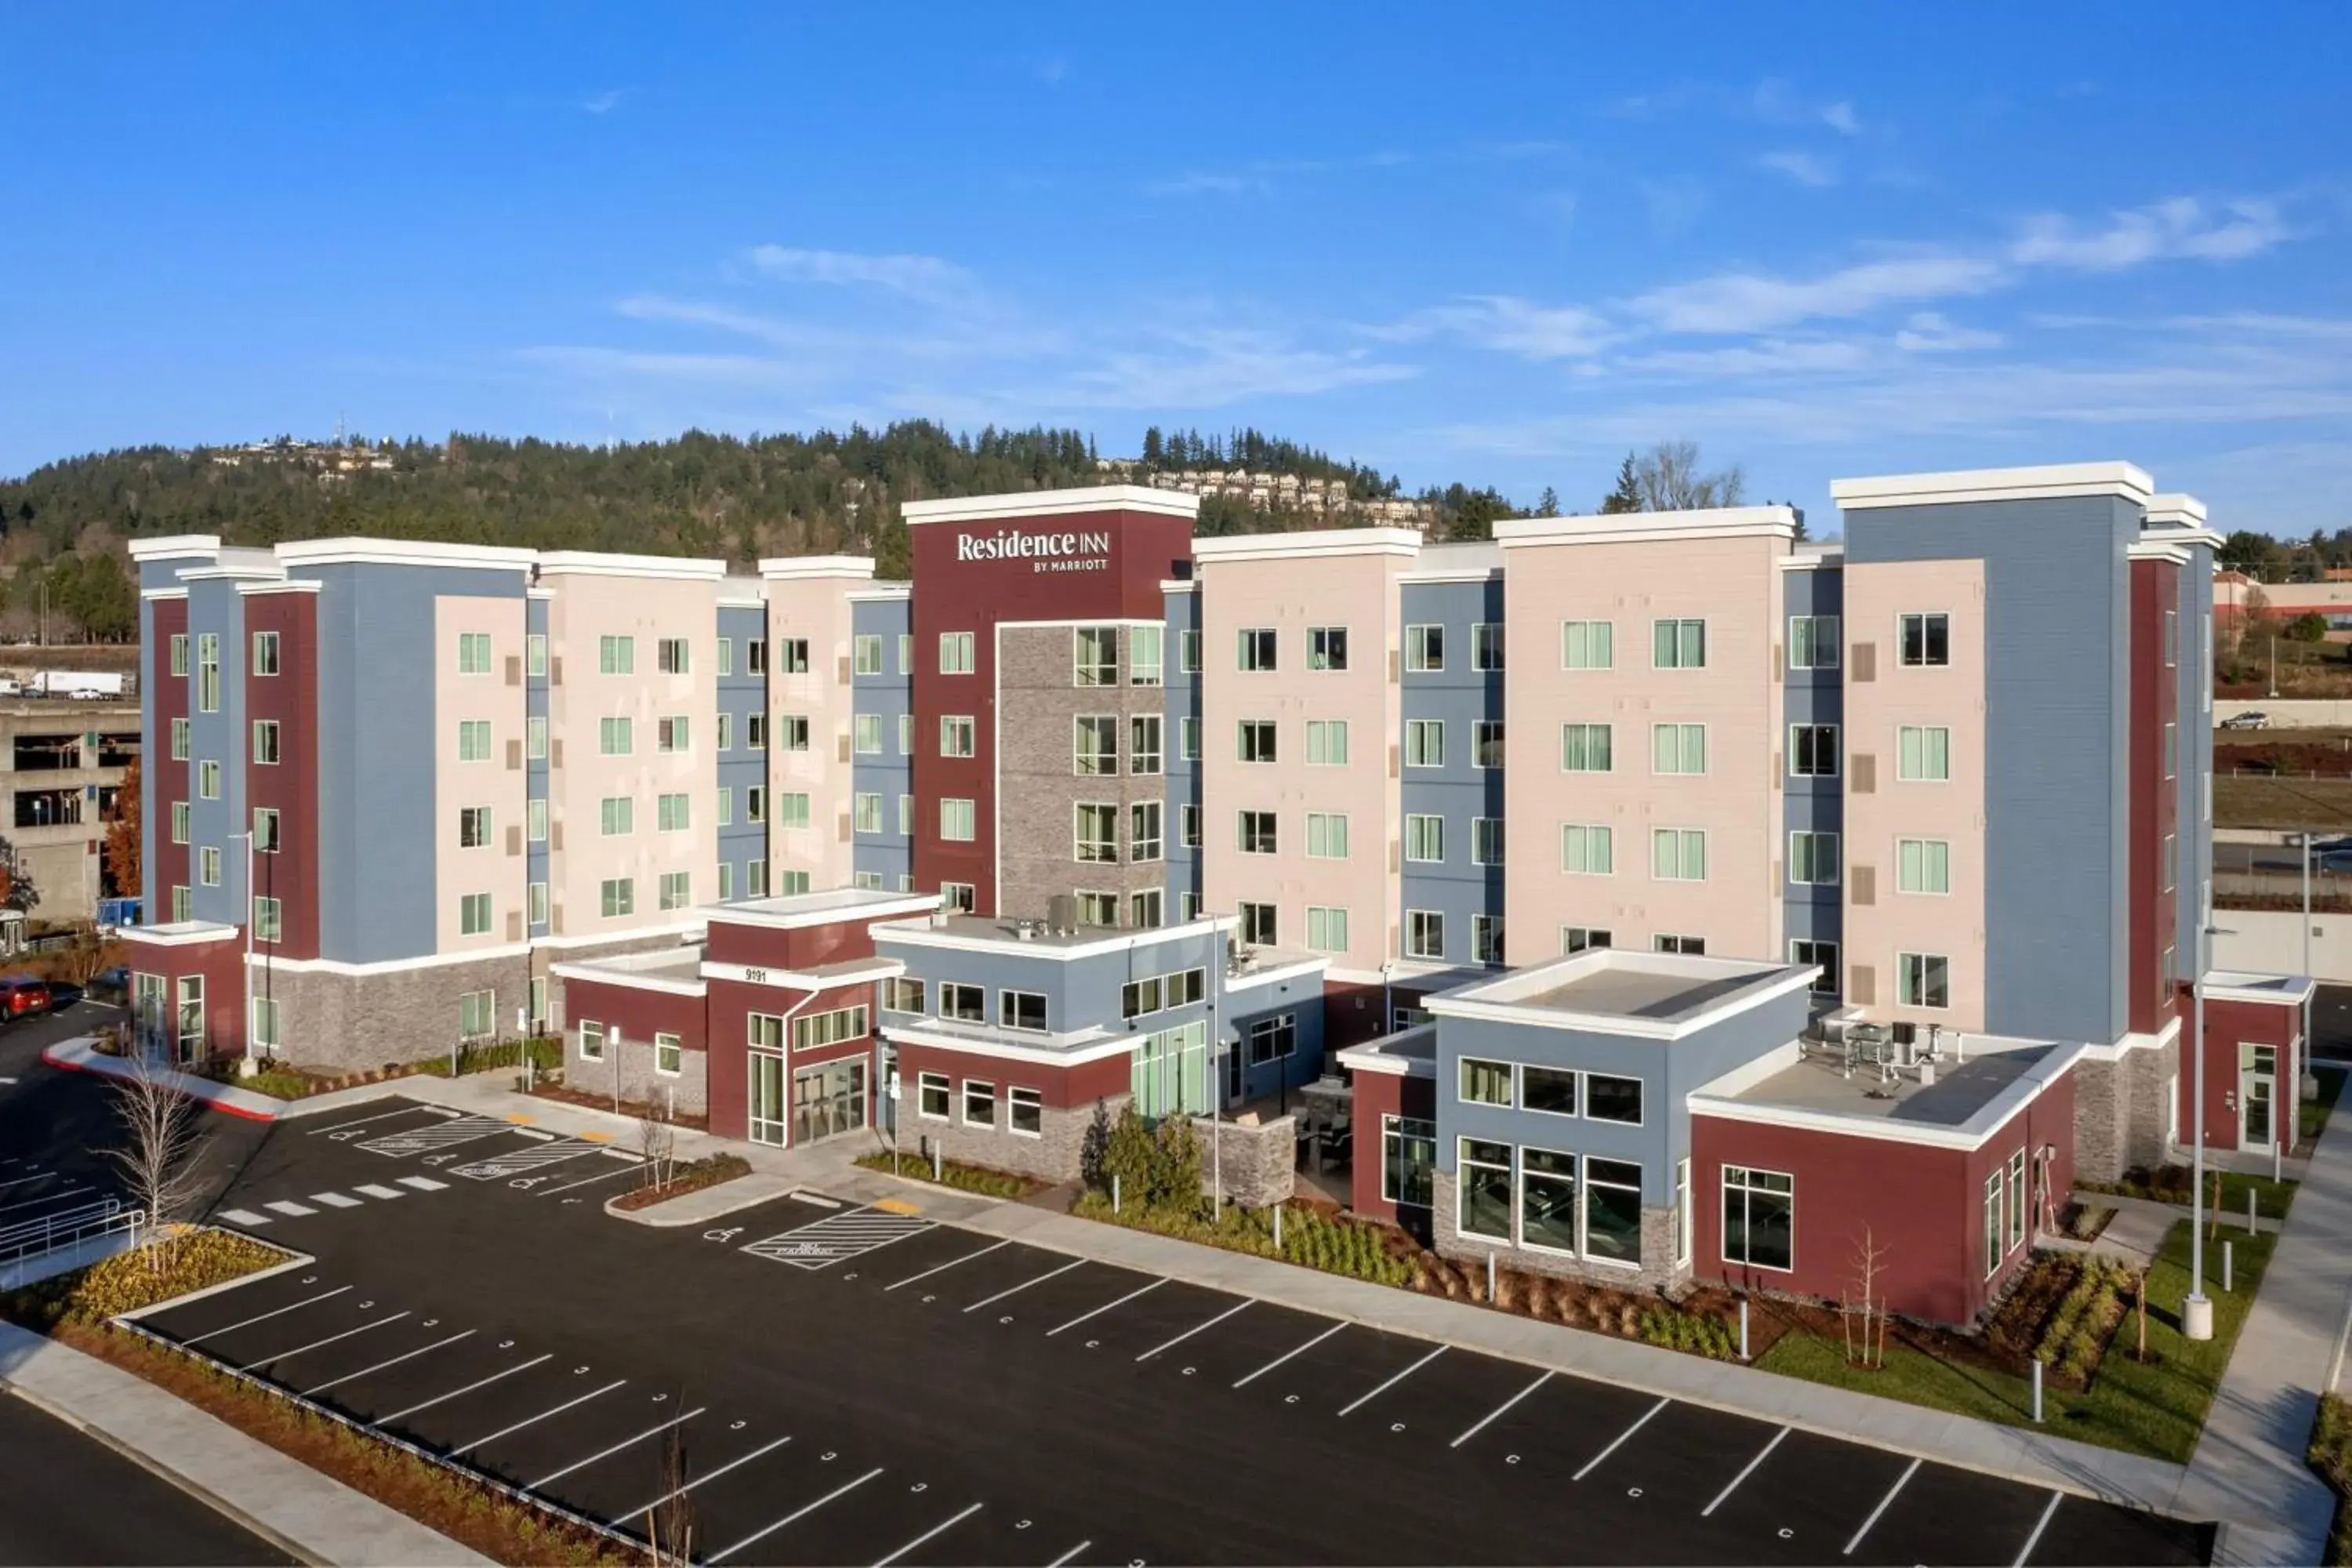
[39,1049,283,1122]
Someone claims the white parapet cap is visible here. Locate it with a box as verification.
[1336,1023,1436,1079]
[2144,493,2223,547]
[274,537,539,572]
[900,484,1200,525]
[709,886,942,933]
[122,918,242,947]
[759,554,877,581]
[1830,462,2154,511]
[1777,543,1845,572]
[2201,970,2318,1007]
[846,583,913,602]
[1424,946,1818,1042]
[1192,527,1422,564]
[550,946,709,997]
[873,909,1239,963]
[535,550,728,582]
[1493,506,1799,549]
[2127,539,2192,565]
[126,535,223,564]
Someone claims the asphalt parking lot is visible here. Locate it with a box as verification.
[125,1095,2215,1566]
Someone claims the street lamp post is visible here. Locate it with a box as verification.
[2185,919,2233,1341]
[232,830,256,1066]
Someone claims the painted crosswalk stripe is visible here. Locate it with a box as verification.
[220,1208,271,1226]
[357,1115,514,1158]
[310,1192,362,1209]
[742,1208,936,1269]
[263,1200,318,1217]
[353,1185,405,1200]
[396,1176,448,1192]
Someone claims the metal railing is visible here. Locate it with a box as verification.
[0,1198,142,1269]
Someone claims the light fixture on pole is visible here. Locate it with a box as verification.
[232,829,256,1065]
[2184,919,2235,1342]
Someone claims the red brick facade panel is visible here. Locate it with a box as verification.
[2129,561,2181,1036]
[150,599,190,908]
[561,978,705,1054]
[122,931,245,1058]
[2183,993,2299,1152]
[244,593,320,959]
[702,915,880,972]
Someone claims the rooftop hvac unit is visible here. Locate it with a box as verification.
[1047,893,1079,935]
[1890,1021,1918,1047]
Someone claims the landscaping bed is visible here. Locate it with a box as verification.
[2308,1392,2352,1566]
[179,1039,567,1102]
[524,1081,710,1133]
[2307,1065,2345,1149]
[608,1152,751,1211]
[855,1151,1051,1200]
[0,1232,630,1566]
[2079,1163,2296,1221]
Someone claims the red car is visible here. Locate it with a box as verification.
[0,978,52,1020]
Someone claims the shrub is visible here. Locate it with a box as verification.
[3,1229,285,1331]
[1149,1115,1204,1210]
[1639,1306,1738,1361]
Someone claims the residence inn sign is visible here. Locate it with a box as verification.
[953,527,1114,572]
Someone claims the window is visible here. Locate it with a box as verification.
[1238,720,1276,763]
[599,635,634,676]
[1308,626,1348,671]
[1512,1064,1573,1117]
[250,630,281,677]
[459,891,492,935]
[2163,721,2177,779]
[942,881,975,913]
[1791,939,1840,997]
[917,1072,950,1120]
[778,639,808,674]
[715,637,731,677]
[1651,828,1707,881]
[456,631,491,676]
[774,714,802,751]
[600,877,635,919]
[1405,624,1444,673]
[171,717,190,761]
[599,717,633,757]
[658,716,690,753]
[1473,622,1504,671]
[459,720,492,763]
[1984,1171,2003,1278]
[1561,823,1613,875]
[1306,906,1349,953]
[252,807,280,854]
[1405,720,1444,768]
[600,795,633,837]
[1382,1116,1436,1208]
[1897,724,1951,782]
[1130,888,1162,928]
[1129,801,1163,862]
[716,864,734,902]
[940,982,984,1022]
[1582,1156,1643,1264]
[1076,891,1115,927]
[459,806,492,848]
[1560,723,1613,772]
[2007,1149,2027,1253]
[964,1080,996,1127]
[741,712,767,752]
[529,881,549,926]
[2164,609,2179,666]
[746,639,769,676]
[1898,952,1951,1009]
[939,631,975,673]
[198,760,221,800]
[1000,990,1047,1032]
[1247,1014,1297,1066]
[170,633,189,678]
[1178,629,1200,673]
[1405,814,1443,863]
[1464,818,1502,868]
[1180,717,1200,762]
[1562,926,1612,956]
[853,635,882,676]
[790,1004,869,1051]
[1654,933,1706,956]
[1788,615,1840,670]
[713,712,732,753]
[1587,1073,1644,1125]
[757,788,783,826]
[253,896,282,944]
[1898,838,1951,895]
[1237,627,1276,671]
[1305,811,1348,859]
[252,720,280,764]
[1899,612,1950,667]
[1075,802,1119,863]
[1561,619,1614,670]
[1305,720,1348,766]
[171,801,190,844]
[1073,626,1118,687]
[1237,810,1277,855]
[1787,831,1840,887]
[1473,914,1503,964]
[1181,804,1201,848]
[578,1021,605,1062]
[172,886,191,921]
[941,799,975,841]
[1073,716,1119,775]
[1239,902,1276,945]
[1008,1086,1044,1137]
[1724,1166,1794,1271]
[1130,626,1163,687]
[1458,1138,1513,1241]
[853,713,882,754]
[898,633,913,675]
[645,792,688,834]
[1651,723,1706,775]
[659,637,691,675]
[1788,724,1839,778]
[1472,720,1504,770]
[883,977,927,1015]
[1653,618,1706,670]
[900,795,913,835]
[250,994,281,1049]
[654,1033,683,1076]
[1120,967,1204,1019]
[1406,909,1444,960]
[1129,715,1162,775]
[528,716,548,760]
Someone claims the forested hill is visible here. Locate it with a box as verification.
[0,423,1514,597]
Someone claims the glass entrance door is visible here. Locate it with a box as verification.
[2241,1044,2278,1152]
[792,1058,868,1147]
[748,1052,786,1146]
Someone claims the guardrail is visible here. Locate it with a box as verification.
[0,1198,140,1269]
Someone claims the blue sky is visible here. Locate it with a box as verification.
[5,3,2348,533]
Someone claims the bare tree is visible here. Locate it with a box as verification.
[646,1417,695,1566]
[1843,1225,1890,1369]
[1635,441,1747,513]
[107,1052,207,1265]
[637,1101,677,1194]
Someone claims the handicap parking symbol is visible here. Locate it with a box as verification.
[704,1226,744,1243]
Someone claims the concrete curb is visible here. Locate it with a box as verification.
[41,1039,285,1121]
[601,1172,789,1227]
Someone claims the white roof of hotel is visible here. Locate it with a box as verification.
[712,887,939,931]
[1830,462,2154,510]
[1192,527,1421,562]
[1493,506,1799,547]
[1694,1033,2089,1150]
[1337,1024,1437,1078]
[2204,971,2317,1006]
[1403,541,1503,579]
[874,910,1247,963]
[1426,948,1817,1039]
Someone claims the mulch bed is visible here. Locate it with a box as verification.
[609,1154,751,1210]
[525,1082,710,1133]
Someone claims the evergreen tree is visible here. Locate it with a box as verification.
[1599,454,1642,514]
[1535,485,1560,517]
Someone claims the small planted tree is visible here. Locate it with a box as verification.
[1078,1098,1112,1190]
[109,1052,207,1266]
[1843,1225,1890,1369]
[647,1417,695,1567]
[1150,1113,1205,1212]
[637,1101,677,1194]
[1101,1103,1156,1205]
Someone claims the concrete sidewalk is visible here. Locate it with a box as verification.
[0,1319,488,1566]
[42,1037,285,1122]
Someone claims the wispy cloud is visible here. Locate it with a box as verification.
[1637,176,1708,235]
[1893,312,2005,353]
[2008,197,2289,270]
[1629,255,2005,335]
[1759,151,1838,187]
[1145,171,1271,198]
[743,246,981,307]
[1820,100,1861,136]
[579,89,626,115]
[1371,296,1617,360]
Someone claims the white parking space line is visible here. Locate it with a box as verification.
[1136,1299,1250,1363]
[310,1105,432,1137]
[356,1116,515,1158]
[219,1208,271,1227]
[396,1176,449,1192]
[252,1311,412,1369]
[2013,1490,2063,1566]
[303,1329,475,1397]
[310,1192,363,1209]
[0,1184,92,1215]
[0,1168,54,1192]
[1450,1370,1553,1450]
[964,1258,1084,1313]
[1842,1457,1920,1556]
[1047,1278,1163,1336]
[449,1140,599,1181]
[528,1406,705,1490]
[353,1185,405,1200]
[871,1501,982,1568]
[263,1200,318,1217]
[886,1240,1010,1292]
[1337,1345,1446,1417]
[708,1465,884,1564]
[1701,1425,1788,1515]
[379,1353,553,1424]
[536,1162,641,1197]
[1233,1321,1346,1388]
[449,1379,627,1458]
[189,1286,353,1345]
[1047,1541,1091,1567]
[1573,1396,1668,1481]
[743,1208,936,1269]
[622,1432,793,1524]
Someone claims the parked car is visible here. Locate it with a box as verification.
[2220,711,2271,730]
[0,977,52,1020]
[89,965,129,1004]
[2316,847,2352,876]
[43,982,83,1012]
